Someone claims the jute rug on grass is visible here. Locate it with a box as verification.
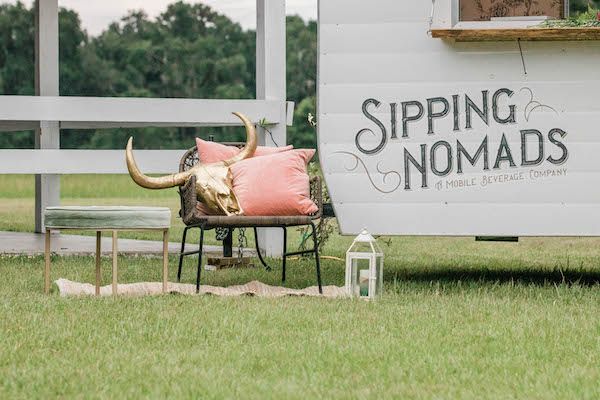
[55,279,347,298]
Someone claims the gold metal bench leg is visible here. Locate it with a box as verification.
[95,231,101,296]
[44,229,51,294]
[112,230,118,295]
[163,229,169,293]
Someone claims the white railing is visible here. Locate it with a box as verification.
[0,96,292,174]
[0,96,282,130]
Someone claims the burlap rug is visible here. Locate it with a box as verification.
[55,279,347,298]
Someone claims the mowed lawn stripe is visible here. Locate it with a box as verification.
[0,174,599,399]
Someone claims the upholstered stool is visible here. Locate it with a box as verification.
[44,206,171,295]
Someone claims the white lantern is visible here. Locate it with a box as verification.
[345,229,383,300]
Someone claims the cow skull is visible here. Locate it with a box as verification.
[125,112,257,216]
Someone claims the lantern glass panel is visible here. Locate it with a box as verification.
[351,258,371,297]
[376,255,384,296]
[350,240,378,254]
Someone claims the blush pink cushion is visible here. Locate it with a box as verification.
[231,149,318,216]
[196,138,293,164]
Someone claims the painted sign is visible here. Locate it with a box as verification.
[344,87,567,192]
[318,0,600,236]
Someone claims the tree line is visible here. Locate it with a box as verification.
[0,1,317,150]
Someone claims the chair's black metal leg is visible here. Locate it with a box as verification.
[254,228,271,271]
[311,222,323,294]
[223,228,233,258]
[282,227,287,283]
[177,226,189,282]
[196,226,204,294]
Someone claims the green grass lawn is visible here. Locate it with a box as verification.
[1,175,600,399]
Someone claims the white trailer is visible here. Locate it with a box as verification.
[318,0,600,237]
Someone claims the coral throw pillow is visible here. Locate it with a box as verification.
[196,138,293,164]
[231,149,318,216]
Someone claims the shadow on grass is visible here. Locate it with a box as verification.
[390,267,600,287]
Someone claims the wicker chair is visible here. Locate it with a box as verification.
[177,146,323,294]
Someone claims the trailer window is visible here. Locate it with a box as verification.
[459,0,567,21]
[459,0,600,21]
[432,1,600,41]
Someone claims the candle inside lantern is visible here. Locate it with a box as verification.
[359,269,369,297]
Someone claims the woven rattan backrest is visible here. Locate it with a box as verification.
[178,142,245,173]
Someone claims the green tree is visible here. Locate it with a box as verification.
[286,15,317,149]
[0,2,319,151]
[288,96,316,149]
[0,1,34,95]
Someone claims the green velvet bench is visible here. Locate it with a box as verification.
[44,206,171,295]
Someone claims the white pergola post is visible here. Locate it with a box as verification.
[256,0,287,257]
[34,0,60,233]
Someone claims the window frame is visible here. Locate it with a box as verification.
[430,0,600,41]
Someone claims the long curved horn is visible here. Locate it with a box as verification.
[223,112,258,166]
[126,137,191,189]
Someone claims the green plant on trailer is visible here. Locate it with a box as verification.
[540,4,600,27]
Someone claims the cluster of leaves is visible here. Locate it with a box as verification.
[570,0,600,14]
[540,4,600,26]
[0,1,318,151]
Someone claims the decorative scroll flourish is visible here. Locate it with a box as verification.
[334,151,401,194]
[520,87,558,122]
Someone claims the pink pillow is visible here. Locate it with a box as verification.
[231,149,318,216]
[196,138,293,164]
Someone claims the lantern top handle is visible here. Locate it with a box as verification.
[349,228,383,255]
[354,228,377,243]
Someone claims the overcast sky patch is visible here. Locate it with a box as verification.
[3,0,317,36]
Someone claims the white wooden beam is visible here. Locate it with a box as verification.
[257,0,287,143]
[0,96,281,127]
[0,121,39,132]
[59,122,268,130]
[0,150,184,174]
[256,0,287,256]
[35,0,60,233]
[286,101,295,126]
[35,1,58,97]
